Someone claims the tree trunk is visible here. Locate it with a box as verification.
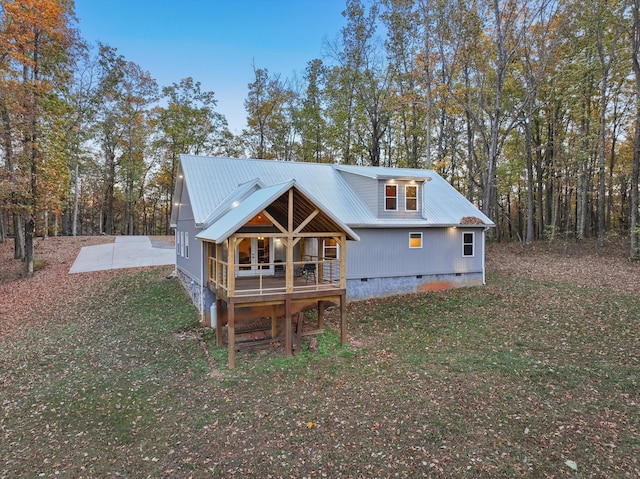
[13,214,24,259]
[24,216,35,278]
[630,0,640,259]
[72,161,79,236]
[524,115,535,243]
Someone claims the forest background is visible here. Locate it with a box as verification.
[3,0,640,277]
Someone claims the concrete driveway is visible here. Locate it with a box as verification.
[69,236,175,274]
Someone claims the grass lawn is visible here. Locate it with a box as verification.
[1,266,639,477]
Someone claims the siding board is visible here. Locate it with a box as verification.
[347,227,484,279]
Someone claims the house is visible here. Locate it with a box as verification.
[171,155,494,367]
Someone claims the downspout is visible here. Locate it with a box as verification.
[482,227,489,285]
[174,228,178,277]
[200,239,205,323]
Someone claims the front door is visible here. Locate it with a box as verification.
[236,237,272,276]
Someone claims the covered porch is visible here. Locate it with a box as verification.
[197,181,358,368]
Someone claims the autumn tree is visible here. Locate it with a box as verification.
[153,77,228,233]
[630,0,640,258]
[0,0,79,275]
[244,65,296,160]
[295,59,328,162]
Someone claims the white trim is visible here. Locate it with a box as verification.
[405,185,418,211]
[384,183,398,211]
[462,231,475,257]
[409,232,423,249]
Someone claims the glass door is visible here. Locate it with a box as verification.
[236,237,272,276]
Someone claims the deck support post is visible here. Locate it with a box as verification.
[285,297,292,357]
[228,304,236,369]
[340,292,347,345]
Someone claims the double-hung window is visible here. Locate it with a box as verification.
[385,184,397,211]
[463,232,474,257]
[405,185,418,211]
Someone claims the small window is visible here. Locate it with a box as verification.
[463,232,474,257]
[180,231,185,257]
[409,232,423,248]
[176,230,180,255]
[185,233,189,259]
[385,184,397,211]
[324,238,339,259]
[405,185,418,211]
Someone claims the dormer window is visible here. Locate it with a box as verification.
[385,184,397,211]
[405,185,417,211]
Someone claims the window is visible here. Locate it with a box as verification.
[185,233,189,259]
[180,231,185,257]
[409,232,423,249]
[385,184,397,211]
[176,230,180,256]
[405,185,418,211]
[463,232,474,257]
[324,238,339,259]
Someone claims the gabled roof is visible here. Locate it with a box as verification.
[200,178,264,228]
[196,180,359,243]
[174,156,494,229]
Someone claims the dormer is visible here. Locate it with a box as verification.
[380,179,423,219]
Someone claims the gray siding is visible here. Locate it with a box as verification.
[346,227,484,279]
[337,171,377,214]
[176,185,203,282]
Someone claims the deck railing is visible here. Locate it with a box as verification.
[207,256,341,297]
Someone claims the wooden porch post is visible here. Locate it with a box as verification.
[228,304,236,369]
[339,235,347,289]
[228,237,236,295]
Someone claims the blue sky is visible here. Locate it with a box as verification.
[74,0,348,133]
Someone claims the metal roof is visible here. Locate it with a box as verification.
[177,155,494,230]
[196,182,294,243]
[196,180,359,243]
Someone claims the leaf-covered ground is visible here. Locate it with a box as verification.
[1,236,639,478]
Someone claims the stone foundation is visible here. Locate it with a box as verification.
[347,272,484,301]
